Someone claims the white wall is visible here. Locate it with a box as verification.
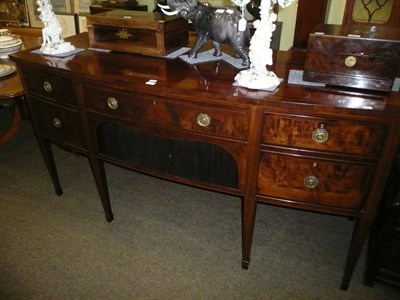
[276,0,298,51]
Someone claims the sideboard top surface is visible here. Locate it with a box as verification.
[11,33,400,117]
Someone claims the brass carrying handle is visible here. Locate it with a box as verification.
[312,123,329,144]
[107,97,118,110]
[43,80,52,93]
[304,175,319,189]
[197,113,211,127]
[53,117,61,128]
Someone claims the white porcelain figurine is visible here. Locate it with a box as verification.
[234,0,295,90]
[37,0,75,55]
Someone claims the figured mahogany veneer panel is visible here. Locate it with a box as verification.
[257,152,374,210]
[83,84,249,141]
[21,69,77,107]
[303,24,400,91]
[261,114,386,157]
[305,32,400,79]
[29,98,87,149]
[305,50,397,79]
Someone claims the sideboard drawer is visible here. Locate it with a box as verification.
[84,85,248,141]
[21,68,77,106]
[261,113,386,157]
[257,151,375,210]
[30,98,86,149]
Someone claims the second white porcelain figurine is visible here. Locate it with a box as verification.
[234,0,295,90]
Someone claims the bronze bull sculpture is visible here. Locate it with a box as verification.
[159,0,250,66]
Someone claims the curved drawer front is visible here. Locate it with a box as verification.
[257,151,374,210]
[21,68,77,106]
[261,113,386,157]
[30,98,86,149]
[83,84,248,141]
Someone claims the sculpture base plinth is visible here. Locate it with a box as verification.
[234,67,281,91]
[40,42,76,56]
[32,47,85,58]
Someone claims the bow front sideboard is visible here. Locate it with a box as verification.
[11,33,400,290]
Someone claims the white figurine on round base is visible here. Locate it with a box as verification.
[37,0,75,55]
[234,0,295,90]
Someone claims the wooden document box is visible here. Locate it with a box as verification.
[87,10,188,56]
[304,24,400,91]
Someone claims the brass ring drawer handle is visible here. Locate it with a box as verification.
[304,175,319,189]
[312,123,329,144]
[345,56,357,67]
[53,117,61,128]
[43,80,52,93]
[107,97,118,110]
[197,113,211,127]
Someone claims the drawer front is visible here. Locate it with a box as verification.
[84,85,248,140]
[30,98,86,149]
[261,114,386,157]
[257,152,374,210]
[21,68,77,106]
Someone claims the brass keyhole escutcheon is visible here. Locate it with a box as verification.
[345,56,357,67]
[53,118,61,128]
[312,123,329,144]
[197,113,211,127]
[43,80,52,93]
[107,97,118,110]
[304,175,319,189]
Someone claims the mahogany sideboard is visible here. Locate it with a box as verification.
[11,33,400,290]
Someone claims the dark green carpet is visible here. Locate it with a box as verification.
[0,121,399,300]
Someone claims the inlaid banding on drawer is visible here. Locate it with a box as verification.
[257,151,375,210]
[21,69,77,106]
[261,114,386,157]
[83,85,249,140]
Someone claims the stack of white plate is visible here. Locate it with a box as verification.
[0,64,16,77]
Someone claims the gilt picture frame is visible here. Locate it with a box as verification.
[0,0,30,27]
